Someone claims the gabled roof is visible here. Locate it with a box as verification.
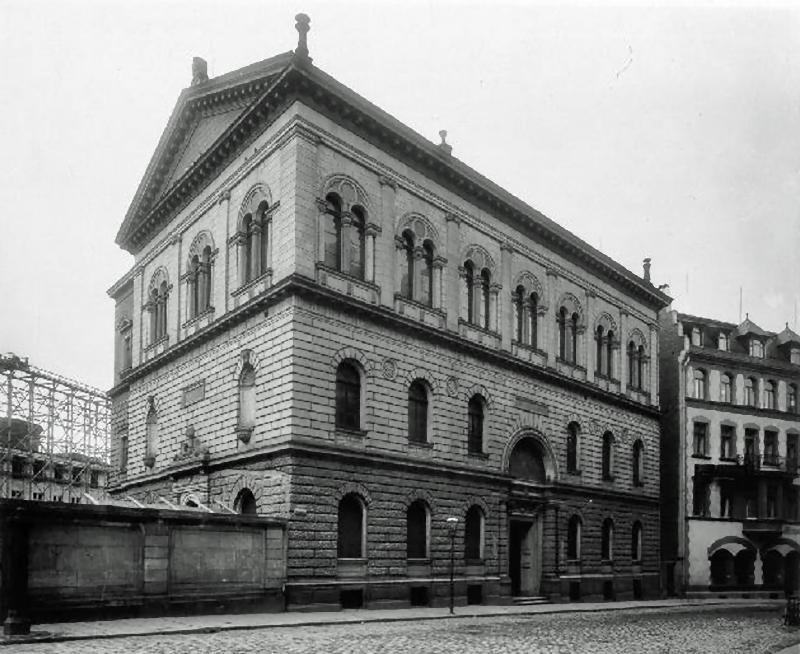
[734,315,769,339]
[677,312,737,331]
[115,52,293,249]
[114,20,670,310]
[776,324,800,347]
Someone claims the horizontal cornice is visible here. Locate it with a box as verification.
[110,437,659,507]
[118,56,669,309]
[686,397,800,425]
[687,346,799,377]
[109,274,661,421]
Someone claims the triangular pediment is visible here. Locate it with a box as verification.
[117,52,293,251]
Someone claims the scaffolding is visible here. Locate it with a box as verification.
[1,353,111,503]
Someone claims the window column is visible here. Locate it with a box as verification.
[522,298,533,345]
[237,229,249,286]
[412,246,425,299]
[445,214,461,330]
[545,269,558,367]
[489,283,501,332]
[471,275,483,326]
[339,211,353,276]
[432,257,445,309]
[364,223,380,283]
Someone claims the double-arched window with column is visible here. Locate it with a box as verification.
[627,330,647,391]
[557,305,580,364]
[397,223,439,308]
[147,269,170,344]
[319,177,374,282]
[237,186,272,286]
[512,279,541,349]
[461,247,497,331]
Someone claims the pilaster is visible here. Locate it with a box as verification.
[378,176,397,308]
[499,242,513,350]
[445,214,461,330]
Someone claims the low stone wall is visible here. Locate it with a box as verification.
[0,499,286,630]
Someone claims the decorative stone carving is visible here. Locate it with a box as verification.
[382,358,398,380]
[446,376,459,398]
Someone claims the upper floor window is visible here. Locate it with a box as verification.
[406,500,430,559]
[720,424,736,459]
[464,505,485,561]
[749,339,764,358]
[462,254,494,330]
[744,377,757,407]
[566,422,580,474]
[121,332,132,371]
[567,515,582,560]
[601,518,614,561]
[792,349,800,365]
[789,384,798,414]
[602,431,615,480]
[148,278,169,344]
[558,308,579,364]
[464,261,476,324]
[512,281,540,349]
[335,361,362,432]
[691,327,703,347]
[480,269,491,329]
[692,421,708,457]
[145,404,158,466]
[627,338,646,390]
[764,380,775,410]
[718,332,729,351]
[239,192,271,284]
[408,379,429,444]
[693,369,707,400]
[744,428,758,462]
[788,433,799,470]
[467,394,485,454]
[188,245,213,318]
[238,363,256,431]
[337,493,365,558]
[632,440,644,486]
[719,374,732,403]
[322,192,367,280]
[764,430,778,464]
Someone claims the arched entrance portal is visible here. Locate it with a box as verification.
[506,434,552,598]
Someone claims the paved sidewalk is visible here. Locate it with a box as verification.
[0,597,786,646]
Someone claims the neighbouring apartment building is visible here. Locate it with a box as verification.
[660,310,800,597]
[108,15,670,609]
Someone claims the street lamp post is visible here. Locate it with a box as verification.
[445,516,459,615]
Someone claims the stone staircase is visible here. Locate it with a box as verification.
[512,595,550,606]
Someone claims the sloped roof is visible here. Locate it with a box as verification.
[734,315,769,338]
[776,324,800,347]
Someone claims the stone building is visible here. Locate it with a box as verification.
[108,16,669,608]
[659,310,800,597]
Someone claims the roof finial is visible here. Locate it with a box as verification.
[191,57,208,86]
[438,129,452,155]
[295,13,312,64]
[642,257,651,283]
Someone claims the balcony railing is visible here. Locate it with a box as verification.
[737,453,799,473]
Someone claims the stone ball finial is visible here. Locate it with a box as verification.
[295,13,312,63]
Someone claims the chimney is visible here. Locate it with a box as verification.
[642,257,651,283]
[191,57,209,86]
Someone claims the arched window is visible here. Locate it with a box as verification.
[406,500,429,559]
[189,254,200,318]
[606,330,614,378]
[567,515,582,560]
[601,518,614,561]
[145,406,158,465]
[627,341,637,387]
[514,285,525,342]
[349,206,366,279]
[200,245,212,313]
[158,281,168,338]
[464,261,475,323]
[632,440,644,486]
[602,431,615,480]
[508,438,547,483]
[637,346,645,389]
[693,369,707,400]
[242,214,254,283]
[149,278,169,344]
[764,380,775,410]
[789,384,798,414]
[744,377,756,407]
[335,361,361,431]
[467,394,485,454]
[238,364,256,430]
[558,308,568,360]
[234,488,257,515]
[529,293,539,348]
[420,241,435,307]
[464,505,484,560]
[408,380,429,444]
[257,202,270,275]
[720,374,732,403]
[337,493,365,558]
[480,269,491,330]
[323,193,343,271]
[566,422,580,474]
[631,521,643,562]
[570,313,579,363]
[595,326,605,375]
[400,231,414,299]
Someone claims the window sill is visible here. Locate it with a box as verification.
[182,306,215,328]
[407,558,431,565]
[555,358,585,371]
[566,469,582,477]
[236,427,254,444]
[408,440,433,449]
[468,451,490,460]
[232,270,273,298]
[335,428,367,439]
[720,456,738,463]
[465,558,485,566]
[145,335,169,352]
[394,294,446,329]
[691,454,712,460]
[602,475,615,483]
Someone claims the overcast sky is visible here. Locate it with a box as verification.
[1,0,799,390]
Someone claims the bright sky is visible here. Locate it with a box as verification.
[1,1,799,390]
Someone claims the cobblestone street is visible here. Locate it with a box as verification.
[6,606,799,654]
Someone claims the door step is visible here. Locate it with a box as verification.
[512,595,549,605]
